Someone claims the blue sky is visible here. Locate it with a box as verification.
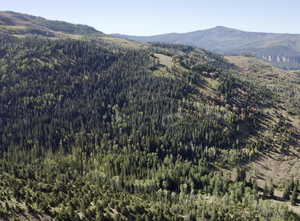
[1,0,299,35]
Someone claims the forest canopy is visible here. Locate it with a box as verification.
[0,35,299,220]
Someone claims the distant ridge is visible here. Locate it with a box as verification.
[113,26,300,69]
[0,11,103,37]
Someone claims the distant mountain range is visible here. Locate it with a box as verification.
[2,10,300,69]
[113,26,300,69]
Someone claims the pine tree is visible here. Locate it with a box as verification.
[236,167,246,182]
[291,186,298,206]
[269,180,274,198]
[252,179,259,192]
[263,182,269,199]
[282,186,290,201]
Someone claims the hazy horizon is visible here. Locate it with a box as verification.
[1,0,300,35]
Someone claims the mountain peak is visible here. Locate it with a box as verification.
[210,26,241,32]
[214,26,229,29]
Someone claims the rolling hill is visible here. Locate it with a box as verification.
[114,26,300,69]
[0,11,102,37]
[0,11,143,48]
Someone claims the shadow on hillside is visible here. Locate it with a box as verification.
[237,108,300,168]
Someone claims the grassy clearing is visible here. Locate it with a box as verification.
[154,53,173,68]
[98,36,143,48]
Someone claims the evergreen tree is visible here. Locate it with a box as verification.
[282,186,290,201]
[263,182,269,199]
[236,167,246,182]
[291,186,298,206]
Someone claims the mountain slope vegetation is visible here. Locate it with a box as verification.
[0,12,299,220]
[226,55,300,185]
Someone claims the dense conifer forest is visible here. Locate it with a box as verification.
[0,28,299,220]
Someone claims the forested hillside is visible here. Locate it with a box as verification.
[0,18,299,220]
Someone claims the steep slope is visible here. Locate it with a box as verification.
[226,55,300,182]
[114,26,300,69]
[226,55,300,214]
